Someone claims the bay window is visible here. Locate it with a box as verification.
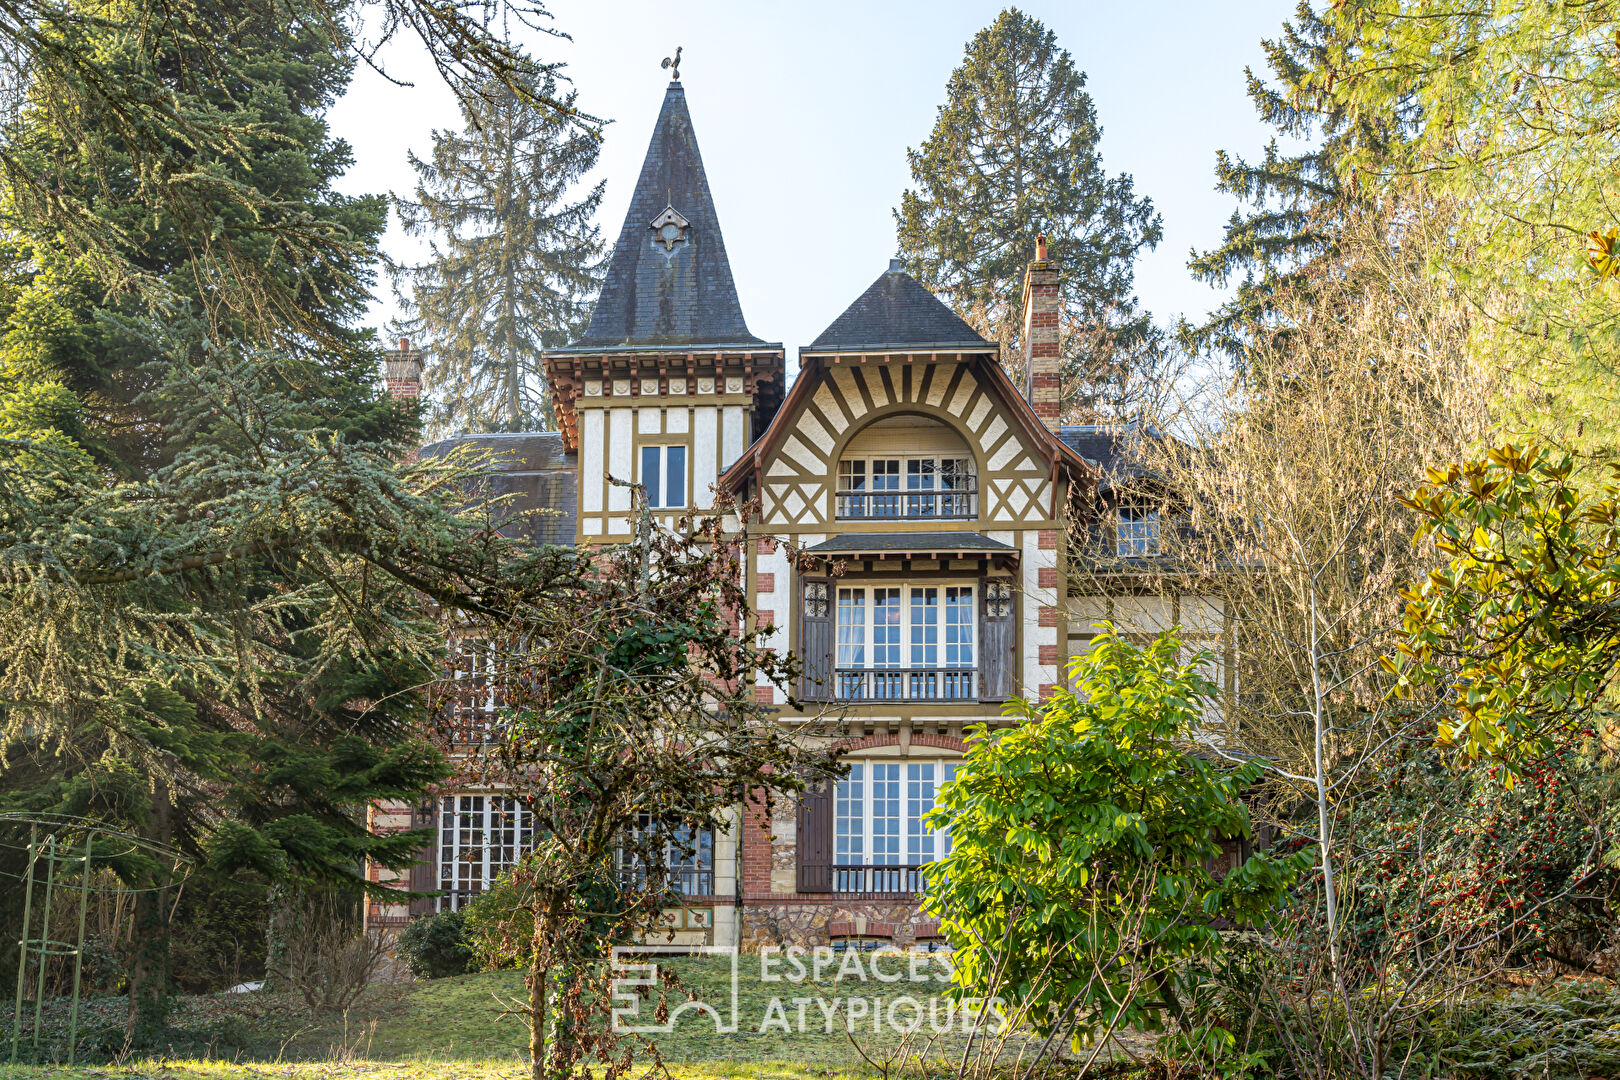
[836,455,976,519]
[834,585,975,700]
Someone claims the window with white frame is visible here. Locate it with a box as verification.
[618,818,716,897]
[1116,500,1162,557]
[835,761,960,874]
[836,456,976,519]
[834,585,975,700]
[448,639,500,741]
[438,795,532,909]
[639,444,688,508]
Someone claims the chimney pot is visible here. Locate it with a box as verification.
[1036,234,1048,261]
[399,336,410,352]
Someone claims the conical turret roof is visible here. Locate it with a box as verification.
[574,81,761,347]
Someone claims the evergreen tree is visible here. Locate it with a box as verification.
[895,8,1164,423]
[0,0,474,1040]
[1180,3,1406,363]
[393,75,604,437]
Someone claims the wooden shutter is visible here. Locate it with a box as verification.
[979,577,1015,701]
[799,577,833,702]
[796,781,833,894]
[407,800,441,917]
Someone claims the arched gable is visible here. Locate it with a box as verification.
[746,358,1062,529]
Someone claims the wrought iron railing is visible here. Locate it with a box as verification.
[835,667,976,702]
[834,490,977,520]
[616,865,717,899]
[829,864,934,896]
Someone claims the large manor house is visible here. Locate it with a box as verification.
[369,76,1232,948]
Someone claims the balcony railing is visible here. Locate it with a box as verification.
[835,490,977,520]
[618,866,718,899]
[829,864,934,896]
[835,667,976,702]
[433,868,716,914]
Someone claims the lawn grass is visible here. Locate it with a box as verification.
[0,955,1155,1079]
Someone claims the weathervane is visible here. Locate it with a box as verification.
[661,46,682,81]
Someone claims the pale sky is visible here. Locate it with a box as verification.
[330,1,1302,362]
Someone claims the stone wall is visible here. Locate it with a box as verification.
[737,901,939,952]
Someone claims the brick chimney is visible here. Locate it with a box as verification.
[1021,235,1060,430]
[383,336,424,401]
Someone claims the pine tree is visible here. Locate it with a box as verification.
[393,75,604,437]
[895,8,1164,423]
[1180,3,1404,363]
[0,0,463,1040]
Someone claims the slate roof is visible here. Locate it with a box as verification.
[808,261,990,351]
[573,81,762,348]
[1059,424,1156,492]
[805,531,1015,554]
[420,432,577,547]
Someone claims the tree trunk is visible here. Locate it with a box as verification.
[125,783,173,1043]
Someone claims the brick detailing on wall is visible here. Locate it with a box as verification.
[740,793,776,900]
[1037,529,1058,550]
[1039,645,1060,665]
[1038,605,1058,627]
[756,572,775,594]
[1037,566,1058,589]
[757,537,778,554]
[1021,249,1061,430]
[755,610,775,630]
[835,732,968,755]
[754,685,774,705]
[1039,683,1059,701]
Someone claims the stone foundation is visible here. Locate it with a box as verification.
[737,901,939,951]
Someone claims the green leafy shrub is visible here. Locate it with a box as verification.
[394,908,471,979]
[925,627,1307,1053]
[463,875,532,971]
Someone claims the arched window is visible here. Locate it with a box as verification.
[836,415,976,520]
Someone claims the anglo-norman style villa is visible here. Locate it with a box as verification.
[367,77,1234,949]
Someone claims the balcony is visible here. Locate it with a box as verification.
[793,864,936,897]
[835,489,977,521]
[834,667,977,702]
[433,867,716,913]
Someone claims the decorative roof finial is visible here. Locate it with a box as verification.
[661,46,682,81]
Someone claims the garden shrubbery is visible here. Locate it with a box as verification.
[394,909,471,979]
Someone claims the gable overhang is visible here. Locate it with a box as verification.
[544,343,786,453]
[720,347,1097,498]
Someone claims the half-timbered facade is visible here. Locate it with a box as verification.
[367,74,1232,949]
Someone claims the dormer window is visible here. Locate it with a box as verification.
[1116,499,1161,557]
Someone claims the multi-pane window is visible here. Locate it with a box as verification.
[835,765,865,865]
[618,817,716,897]
[834,760,956,868]
[837,456,976,519]
[835,586,975,700]
[1117,501,1162,557]
[438,795,532,910]
[639,445,688,508]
